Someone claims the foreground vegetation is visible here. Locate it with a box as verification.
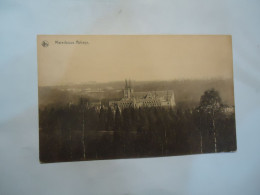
[39,89,236,163]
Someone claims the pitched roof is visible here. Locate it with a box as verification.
[133,90,174,99]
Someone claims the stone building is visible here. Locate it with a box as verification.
[109,80,175,109]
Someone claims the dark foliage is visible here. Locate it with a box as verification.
[39,90,236,163]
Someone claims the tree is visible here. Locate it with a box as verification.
[199,89,222,110]
[98,107,106,130]
[196,88,222,153]
[114,106,122,131]
[106,107,114,130]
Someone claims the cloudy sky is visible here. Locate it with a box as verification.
[38,35,233,86]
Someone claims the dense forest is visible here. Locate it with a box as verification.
[39,89,236,163]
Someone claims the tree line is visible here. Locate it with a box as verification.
[39,89,236,163]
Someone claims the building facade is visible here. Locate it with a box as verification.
[109,80,176,109]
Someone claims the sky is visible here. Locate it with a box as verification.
[38,35,234,86]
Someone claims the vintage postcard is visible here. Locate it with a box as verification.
[37,35,236,163]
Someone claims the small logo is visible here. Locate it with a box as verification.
[41,40,49,47]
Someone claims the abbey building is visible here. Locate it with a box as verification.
[109,80,176,109]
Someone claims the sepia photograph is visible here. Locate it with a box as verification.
[37,35,236,163]
[3,1,260,194]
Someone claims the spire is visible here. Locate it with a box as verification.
[129,79,131,88]
[125,79,128,88]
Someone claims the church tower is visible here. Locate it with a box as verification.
[124,79,133,99]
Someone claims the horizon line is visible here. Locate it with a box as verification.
[38,77,233,87]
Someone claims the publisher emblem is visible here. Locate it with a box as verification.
[41,40,49,47]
